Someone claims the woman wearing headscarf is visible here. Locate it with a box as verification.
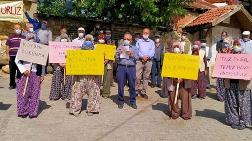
[15,23,45,118]
[69,34,101,116]
[163,41,192,120]
[216,42,232,102]
[191,41,207,99]
[49,27,72,101]
[224,39,252,130]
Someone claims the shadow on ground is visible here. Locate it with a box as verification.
[81,99,88,111]
[0,102,11,110]
[110,95,131,106]
[195,109,225,124]
[152,103,168,115]
[38,101,51,115]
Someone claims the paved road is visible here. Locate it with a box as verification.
[0,74,251,141]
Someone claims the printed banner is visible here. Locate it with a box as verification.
[66,50,104,75]
[161,53,200,80]
[16,40,49,66]
[0,1,23,22]
[212,53,252,80]
[49,42,82,63]
[95,44,116,60]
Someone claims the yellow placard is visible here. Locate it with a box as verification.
[161,53,200,80]
[95,44,116,60]
[66,50,104,75]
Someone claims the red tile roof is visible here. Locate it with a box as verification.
[186,5,238,27]
[190,0,217,9]
[175,14,196,29]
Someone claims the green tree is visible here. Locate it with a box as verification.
[38,0,191,27]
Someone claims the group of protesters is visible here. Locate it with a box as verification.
[4,12,252,130]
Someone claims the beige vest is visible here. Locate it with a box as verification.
[199,49,206,72]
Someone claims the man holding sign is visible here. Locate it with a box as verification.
[116,33,139,109]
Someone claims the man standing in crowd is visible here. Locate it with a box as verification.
[6,24,25,90]
[216,31,228,53]
[135,28,155,99]
[150,36,163,88]
[179,31,191,54]
[72,27,85,44]
[36,20,52,45]
[24,11,41,31]
[116,33,139,109]
[201,39,212,89]
[36,20,52,74]
[240,31,252,53]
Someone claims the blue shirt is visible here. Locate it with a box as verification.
[116,45,139,66]
[136,38,155,58]
[240,39,252,54]
[25,12,41,31]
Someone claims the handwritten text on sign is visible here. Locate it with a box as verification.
[49,42,82,63]
[16,40,49,65]
[212,53,252,80]
[0,1,23,22]
[66,50,104,75]
[161,53,200,80]
[95,44,116,60]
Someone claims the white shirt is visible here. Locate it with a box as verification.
[72,37,85,44]
[15,58,45,75]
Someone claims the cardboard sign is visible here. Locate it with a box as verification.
[66,50,104,75]
[49,42,82,63]
[0,1,23,22]
[95,44,116,60]
[16,40,49,65]
[212,53,252,80]
[161,53,200,80]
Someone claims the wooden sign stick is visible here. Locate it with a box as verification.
[174,82,180,105]
[64,67,66,85]
[23,64,32,96]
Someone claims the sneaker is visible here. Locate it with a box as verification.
[231,124,246,130]
[118,104,124,109]
[8,86,16,90]
[28,116,37,119]
[192,95,197,99]
[18,114,28,118]
[130,103,137,109]
[150,84,156,88]
[141,94,148,99]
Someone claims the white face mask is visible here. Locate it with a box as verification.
[155,38,160,43]
[61,39,68,42]
[78,33,84,38]
[124,40,130,46]
[15,29,21,34]
[174,48,181,53]
[181,35,186,40]
[29,28,34,32]
[98,39,105,43]
[143,35,149,40]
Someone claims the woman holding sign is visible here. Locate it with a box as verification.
[216,42,232,102]
[164,42,192,120]
[224,39,252,130]
[15,24,45,118]
[49,27,72,101]
[69,34,101,116]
